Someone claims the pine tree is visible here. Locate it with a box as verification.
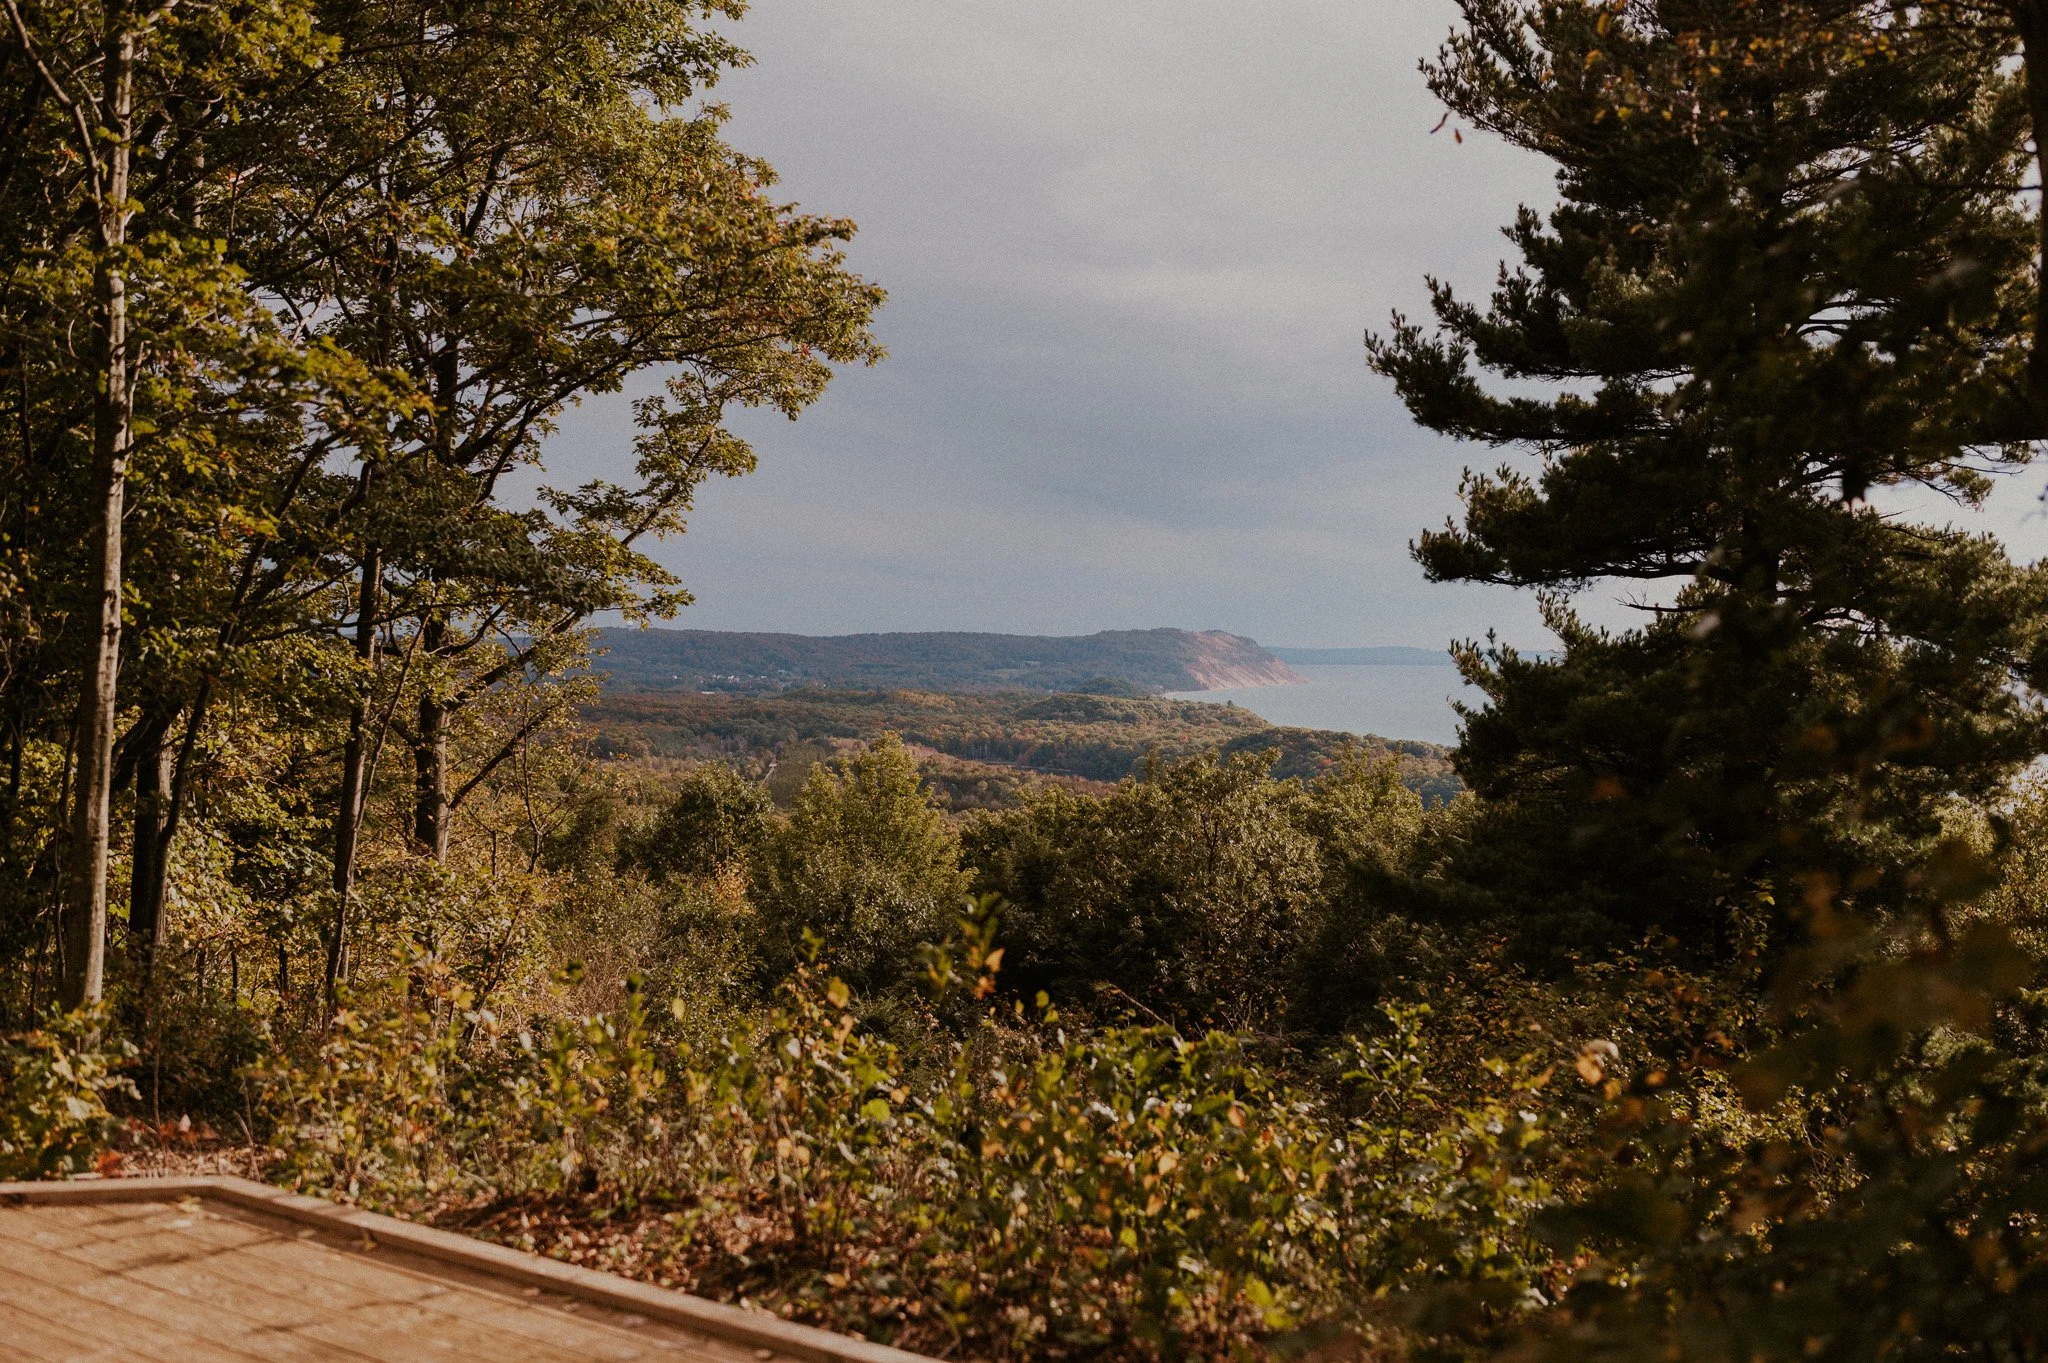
[1370,0,2048,956]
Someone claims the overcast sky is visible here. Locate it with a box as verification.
[547,0,2045,649]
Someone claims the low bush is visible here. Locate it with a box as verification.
[751,735,970,990]
[0,1005,138,1179]
[262,920,1557,1359]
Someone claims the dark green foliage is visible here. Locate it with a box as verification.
[751,736,968,991]
[1288,753,1446,1034]
[1514,792,2048,1361]
[0,0,882,1013]
[909,753,1103,813]
[965,755,1309,1029]
[965,751,1432,1031]
[613,740,1448,1036]
[1360,5,2048,1359]
[1370,0,2048,956]
[622,763,772,885]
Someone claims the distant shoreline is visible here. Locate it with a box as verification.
[1167,661,1481,746]
[1267,647,1455,667]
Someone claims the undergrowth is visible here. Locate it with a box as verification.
[255,919,1557,1359]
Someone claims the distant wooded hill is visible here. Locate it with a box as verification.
[590,627,1303,695]
[584,689,1462,808]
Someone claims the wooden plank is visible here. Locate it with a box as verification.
[0,1295,155,1363]
[0,1211,630,1363]
[0,1177,223,1206]
[168,1206,753,1362]
[127,1226,687,1363]
[0,1177,929,1363]
[5,1197,734,1362]
[0,1215,373,1363]
[0,1257,273,1363]
[50,1197,180,1229]
[0,1194,588,1348]
[10,1223,501,1363]
[0,1198,138,1248]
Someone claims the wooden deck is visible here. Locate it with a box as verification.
[0,1177,929,1363]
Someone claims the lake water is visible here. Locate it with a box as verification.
[1166,663,1478,746]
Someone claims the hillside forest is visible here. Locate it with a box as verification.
[8,3,2048,1361]
[581,687,1465,807]
[584,625,1305,694]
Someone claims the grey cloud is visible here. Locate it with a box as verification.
[560,0,2017,647]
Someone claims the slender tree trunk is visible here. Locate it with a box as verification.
[60,19,135,1010]
[327,544,380,1003]
[410,337,460,865]
[413,615,448,861]
[123,688,207,997]
[2017,2,2048,417]
[126,716,172,973]
[0,715,21,874]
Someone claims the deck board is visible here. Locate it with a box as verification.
[18,1213,617,1362]
[0,1215,535,1363]
[0,1197,768,1362]
[63,1203,735,1362]
[0,1256,275,1363]
[0,1207,375,1343]
[0,1295,154,1363]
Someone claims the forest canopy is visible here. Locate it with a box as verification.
[6,2,2048,1361]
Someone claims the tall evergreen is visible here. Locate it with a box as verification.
[1371,1,2048,955]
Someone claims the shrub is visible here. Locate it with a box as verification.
[964,752,1324,1028]
[752,735,967,990]
[261,958,475,1201]
[264,951,675,1202]
[1288,751,1442,1032]
[265,919,1557,1359]
[622,762,773,885]
[0,1006,138,1179]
